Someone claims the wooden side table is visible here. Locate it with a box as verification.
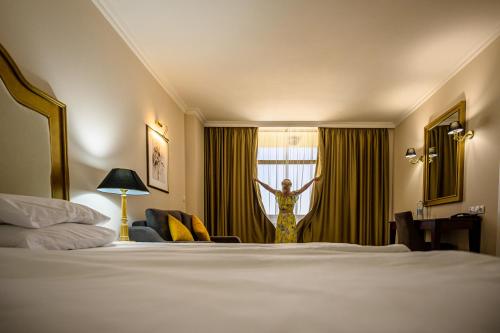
[388,215,481,252]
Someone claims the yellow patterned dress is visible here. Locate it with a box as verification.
[275,191,298,243]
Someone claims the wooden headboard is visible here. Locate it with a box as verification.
[0,43,69,199]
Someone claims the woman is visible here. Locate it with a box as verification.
[254,177,320,243]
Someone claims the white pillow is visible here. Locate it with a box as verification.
[0,193,110,228]
[0,223,116,250]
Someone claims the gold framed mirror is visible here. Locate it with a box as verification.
[0,43,69,199]
[423,101,465,206]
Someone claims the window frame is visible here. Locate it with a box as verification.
[257,128,318,221]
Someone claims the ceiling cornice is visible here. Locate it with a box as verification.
[92,0,190,113]
[92,0,394,128]
[395,24,500,126]
[204,121,395,128]
[186,108,207,123]
[94,0,500,128]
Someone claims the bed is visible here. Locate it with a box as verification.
[1,41,500,333]
[1,242,500,332]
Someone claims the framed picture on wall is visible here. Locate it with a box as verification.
[146,125,169,193]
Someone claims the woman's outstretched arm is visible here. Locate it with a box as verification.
[293,176,321,195]
[254,178,277,195]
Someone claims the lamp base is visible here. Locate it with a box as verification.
[119,222,130,241]
[119,189,130,241]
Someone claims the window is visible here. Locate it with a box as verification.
[257,128,318,225]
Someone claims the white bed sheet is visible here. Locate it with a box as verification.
[1,242,499,333]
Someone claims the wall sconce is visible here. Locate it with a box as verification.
[428,146,438,163]
[448,121,474,142]
[155,120,169,138]
[405,147,436,164]
[405,148,423,164]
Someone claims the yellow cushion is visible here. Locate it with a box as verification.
[168,214,194,241]
[192,215,211,241]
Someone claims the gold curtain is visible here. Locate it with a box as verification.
[204,127,275,243]
[297,128,389,245]
[428,126,457,199]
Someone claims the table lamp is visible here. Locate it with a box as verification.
[97,168,149,241]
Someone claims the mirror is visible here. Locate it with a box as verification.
[423,101,465,206]
[0,43,69,199]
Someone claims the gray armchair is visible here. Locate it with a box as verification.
[129,209,241,243]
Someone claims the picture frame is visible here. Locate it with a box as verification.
[146,125,169,193]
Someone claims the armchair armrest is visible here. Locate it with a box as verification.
[132,220,147,227]
[210,236,242,243]
[129,226,165,242]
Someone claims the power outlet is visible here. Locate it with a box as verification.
[469,205,485,214]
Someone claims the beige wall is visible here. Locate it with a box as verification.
[184,114,205,218]
[0,0,187,233]
[394,36,500,255]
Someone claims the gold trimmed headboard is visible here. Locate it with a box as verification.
[0,43,69,200]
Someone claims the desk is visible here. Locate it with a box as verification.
[388,216,481,252]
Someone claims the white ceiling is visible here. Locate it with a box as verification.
[94,0,500,125]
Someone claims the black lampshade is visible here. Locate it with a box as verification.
[97,168,149,196]
[448,121,464,135]
[405,148,417,159]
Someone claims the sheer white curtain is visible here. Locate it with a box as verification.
[257,127,318,226]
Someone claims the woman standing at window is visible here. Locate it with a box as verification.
[254,177,320,243]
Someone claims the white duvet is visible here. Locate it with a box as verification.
[1,242,500,333]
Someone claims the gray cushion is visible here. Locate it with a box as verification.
[179,212,196,239]
[145,209,171,241]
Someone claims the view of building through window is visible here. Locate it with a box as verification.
[257,127,318,225]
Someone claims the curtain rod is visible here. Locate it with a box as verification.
[203,121,395,128]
